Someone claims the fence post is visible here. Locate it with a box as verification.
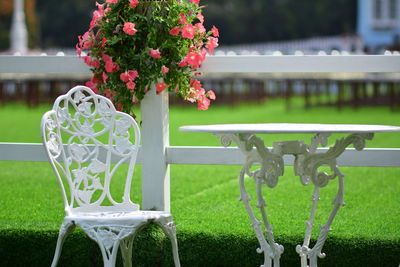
[140,87,170,212]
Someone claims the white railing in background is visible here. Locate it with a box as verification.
[2,55,400,73]
[1,55,400,211]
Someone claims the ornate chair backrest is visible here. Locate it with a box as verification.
[41,86,141,215]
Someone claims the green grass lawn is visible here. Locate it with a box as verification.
[0,99,399,266]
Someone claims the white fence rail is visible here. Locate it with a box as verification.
[2,143,399,167]
[1,55,400,211]
[1,55,400,74]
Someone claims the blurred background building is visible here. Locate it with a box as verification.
[0,0,399,110]
[0,0,399,55]
[357,0,400,52]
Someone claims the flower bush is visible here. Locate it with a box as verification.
[76,0,219,114]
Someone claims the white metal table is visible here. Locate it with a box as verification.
[180,123,400,267]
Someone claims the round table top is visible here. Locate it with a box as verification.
[179,123,400,134]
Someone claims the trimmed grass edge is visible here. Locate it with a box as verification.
[1,225,399,267]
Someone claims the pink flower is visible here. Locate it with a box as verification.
[102,72,108,83]
[77,31,94,55]
[120,72,130,83]
[83,56,100,68]
[185,94,196,103]
[80,31,93,47]
[132,95,139,103]
[169,26,180,36]
[105,61,113,72]
[197,12,204,24]
[206,36,219,54]
[197,96,210,110]
[194,87,206,100]
[195,23,206,33]
[101,37,107,47]
[126,81,136,90]
[182,24,195,39]
[120,70,139,82]
[127,70,139,80]
[102,54,112,63]
[199,48,207,62]
[178,60,187,67]
[179,13,187,25]
[105,60,119,73]
[190,0,200,4]
[207,90,216,100]
[149,49,161,59]
[129,0,139,8]
[104,89,115,98]
[116,103,123,111]
[89,2,108,30]
[156,82,167,94]
[102,54,119,73]
[185,52,203,69]
[161,66,169,74]
[212,26,219,37]
[106,0,118,3]
[86,76,101,93]
[123,22,137,35]
[85,80,98,94]
[190,79,202,91]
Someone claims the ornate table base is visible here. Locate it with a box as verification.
[218,132,374,267]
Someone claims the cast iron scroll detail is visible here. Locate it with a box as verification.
[217,131,374,267]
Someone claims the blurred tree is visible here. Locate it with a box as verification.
[0,0,39,51]
[2,0,357,49]
[36,0,94,48]
[0,0,13,50]
[202,0,357,45]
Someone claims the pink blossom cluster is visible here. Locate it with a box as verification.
[185,79,216,110]
[120,70,139,91]
[77,0,220,111]
[170,12,220,73]
[82,54,120,93]
[89,2,111,31]
[123,22,137,35]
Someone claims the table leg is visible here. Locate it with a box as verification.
[255,175,285,266]
[295,133,373,267]
[239,168,272,267]
[298,186,320,267]
[218,132,373,267]
[219,133,284,267]
[296,167,345,267]
[239,167,284,267]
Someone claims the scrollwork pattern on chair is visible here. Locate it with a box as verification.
[42,86,141,210]
[43,86,180,267]
[80,224,138,264]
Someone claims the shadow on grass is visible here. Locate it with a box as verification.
[1,225,399,267]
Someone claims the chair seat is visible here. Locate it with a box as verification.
[66,210,172,225]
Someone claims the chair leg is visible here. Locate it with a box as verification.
[98,240,121,267]
[158,220,181,267]
[51,220,75,267]
[80,225,128,267]
[119,234,136,267]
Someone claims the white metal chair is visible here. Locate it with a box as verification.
[41,86,181,267]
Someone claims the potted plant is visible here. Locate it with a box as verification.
[76,0,219,115]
